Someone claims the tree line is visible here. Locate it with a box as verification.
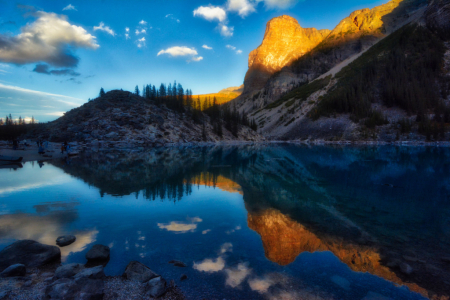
[0,114,39,141]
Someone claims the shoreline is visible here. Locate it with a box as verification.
[2,139,450,163]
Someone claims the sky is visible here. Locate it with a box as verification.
[0,0,388,122]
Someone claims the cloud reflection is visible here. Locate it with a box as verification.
[225,262,252,288]
[193,256,226,273]
[157,216,203,233]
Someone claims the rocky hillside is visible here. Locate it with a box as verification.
[30,90,262,148]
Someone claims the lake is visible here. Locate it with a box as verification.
[0,144,449,300]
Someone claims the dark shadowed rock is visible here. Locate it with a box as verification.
[74,266,105,280]
[54,263,84,279]
[45,277,104,300]
[123,261,158,283]
[85,244,110,262]
[56,235,76,247]
[400,262,413,275]
[180,274,188,281]
[0,240,60,271]
[0,264,26,277]
[144,276,167,298]
[169,260,187,267]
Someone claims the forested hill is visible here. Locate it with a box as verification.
[26,89,262,147]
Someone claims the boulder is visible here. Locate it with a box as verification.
[45,277,104,300]
[54,263,84,279]
[180,274,188,281]
[0,264,26,277]
[169,260,187,267]
[74,266,105,280]
[85,244,110,262]
[144,276,167,298]
[123,261,158,283]
[56,235,76,247]
[0,240,60,271]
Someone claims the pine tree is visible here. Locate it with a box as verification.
[99,88,105,97]
[135,85,140,96]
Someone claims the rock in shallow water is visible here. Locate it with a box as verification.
[74,266,105,280]
[0,240,60,271]
[85,244,110,262]
[123,261,158,283]
[0,264,26,277]
[169,260,187,267]
[45,277,104,300]
[56,235,76,247]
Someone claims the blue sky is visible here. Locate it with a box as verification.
[0,0,387,122]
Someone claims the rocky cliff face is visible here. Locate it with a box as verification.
[243,15,330,95]
[235,0,428,117]
[425,0,450,39]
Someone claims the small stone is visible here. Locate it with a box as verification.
[22,280,32,288]
[169,260,187,267]
[123,261,158,283]
[74,266,105,280]
[144,276,167,298]
[85,244,110,262]
[54,263,84,279]
[400,263,413,275]
[56,235,76,247]
[180,274,188,281]
[0,264,26,277]
[41,272,54,278]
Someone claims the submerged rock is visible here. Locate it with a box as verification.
[400,263,413,275]
[85,244,110,262]
[56,235,76,247]
[0,240,60,271]
[180,274,188,281]
[0,264,26,277]
[169,260,187,267]
[74,266,105,280]
[123,261,158,283]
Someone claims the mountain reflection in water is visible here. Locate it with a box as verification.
[0,145,449,299]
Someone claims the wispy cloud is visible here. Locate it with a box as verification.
[158,46,197,57]
[33,64,80,76]
[202,45,213,50]
[93,22,115,36]
[136,37,146,48]
[218,24,234,37]
[62,4,77,11]
[139,20,147,25]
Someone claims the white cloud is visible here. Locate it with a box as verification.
[136,37,146,48]
[227,0,256,17]
[125,34,130,40]
[236,49,243,54]
[139,20,147,25]
[158,46,198,57]
[226,45,236,50]
[193,6,227,22]
[202,45,213,50]
[189,56,203,62]
[125,27,130,32]
[62,4,77,11]
[135,29,146,35]
[94,22,115,36]
[0,11,98,67]
[157,221,197,233]
[166,14,181,23]
[218,24,234,37]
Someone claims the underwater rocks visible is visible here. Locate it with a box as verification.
[123,261,159,283]
[86,244,110,262]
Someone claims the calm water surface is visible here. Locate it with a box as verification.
[1,145,449,300]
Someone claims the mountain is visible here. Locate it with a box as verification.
[243,15,330,94]
[193,85,244,107]
[233,0,450,142]
[30,90,262,147]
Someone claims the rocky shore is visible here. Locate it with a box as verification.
[0,239,186,300]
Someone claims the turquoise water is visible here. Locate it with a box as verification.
[1,145,449,299]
